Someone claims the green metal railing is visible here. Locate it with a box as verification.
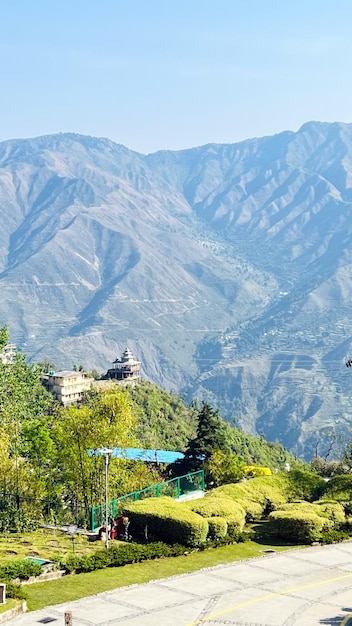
[91,469,204,530]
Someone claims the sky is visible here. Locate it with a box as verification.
[1,0,352,153]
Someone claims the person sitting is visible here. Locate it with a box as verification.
[98,524,107,541]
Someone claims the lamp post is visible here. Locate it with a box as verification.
[100,448,113,549]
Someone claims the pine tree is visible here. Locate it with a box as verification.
[180,402,231,474]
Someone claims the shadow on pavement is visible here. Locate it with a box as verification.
[319,608,352,625]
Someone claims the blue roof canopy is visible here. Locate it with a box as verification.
[88,447,184,464]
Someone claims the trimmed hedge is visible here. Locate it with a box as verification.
[268,508,333,544]
[205,517,228,540]
[63,542,187,574]
[123,497,208,546]
[317,474,352,502]
[207,485,265,519]
[276,501,345,526]
[185,497,245,526]
[234,498,264,522]
[286,469,325,501]
[62,533,253,575]
[225,515,246,537]
[320,529,350,544]
[313,501,345,525]
[209,475,289,519]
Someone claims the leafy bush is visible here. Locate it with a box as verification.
[0,559,42,581]
[185,497,246,537]
[342,516,352,532]
[186,497,245,525]
[123,497,208,546]
[225,515,246,537]
[233,498,263,522]
[317,474,352,502]
[63,542,188,573]
[286,469,325,501]
[208,485,265,519]
[268,509,332,544]
[314,501,345,525]
[320,529,350,544]
[277,501,345,526]
[209,474,290,519]
[0,498,42,533]
[4,582,27,600]
[244,466,272,476]
[205,517,228,540]
[62,535,256,575]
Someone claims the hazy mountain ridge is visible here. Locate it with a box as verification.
[1,123,352,458]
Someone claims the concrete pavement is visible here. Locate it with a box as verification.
[9,542,352,625]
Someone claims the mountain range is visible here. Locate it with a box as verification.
[1,121,352,459]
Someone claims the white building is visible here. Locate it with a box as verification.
[105,347,141,382]
[42,370,93,405]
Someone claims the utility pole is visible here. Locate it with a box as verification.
[101,448,113,549]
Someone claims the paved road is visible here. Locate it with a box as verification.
[9,542,352,625]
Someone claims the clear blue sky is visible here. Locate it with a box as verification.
[1,0,352,153]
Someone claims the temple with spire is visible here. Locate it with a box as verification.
[105,347,141,382]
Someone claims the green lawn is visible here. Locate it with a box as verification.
[0,529,108,563]
[0,599,21,614]
[25,540,297,611]
[0,525,302,612]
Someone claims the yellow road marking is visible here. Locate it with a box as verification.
[186,572,352,625]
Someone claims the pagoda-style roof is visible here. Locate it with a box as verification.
[113,347,141,366]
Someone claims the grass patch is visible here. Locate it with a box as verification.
[0,529,111,563]
[0,599,21,614]
[25,540,296,611]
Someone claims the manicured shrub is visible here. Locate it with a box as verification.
[242,475,290,509]
[317,474,352,502]
[286,469,325,501]
[123,497,208,546]
[225,515,246,537]
[343,516,352,533]
[186,496,245,522]
[205,517,228,540]
[62,542,189,574]
[277,501,345,527]
[314,501,345,526]
[209,485,264,519]
[320,529,350,544]
[268,509,332,544]
[209,474,290,519]
[64,556,85,574]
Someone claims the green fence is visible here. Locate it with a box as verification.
[91,470,204,531]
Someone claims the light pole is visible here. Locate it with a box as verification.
[101,448,113,549]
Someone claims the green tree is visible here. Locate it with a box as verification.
[177,402,231,477]
[0,325,9,351]
[205,449,245,487]
[52,387,142,522]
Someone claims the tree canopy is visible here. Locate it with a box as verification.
[0,327,298,530]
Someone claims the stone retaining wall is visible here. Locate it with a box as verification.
[15,570,65,585]
[0,601,26,624]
